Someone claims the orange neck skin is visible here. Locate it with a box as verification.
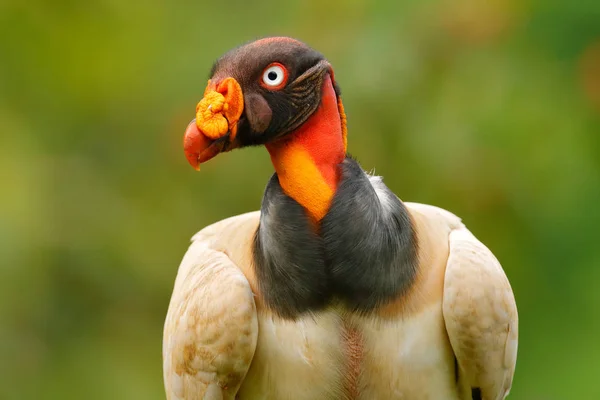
[266,75,346,222]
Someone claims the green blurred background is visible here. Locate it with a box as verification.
[1,0,599,398]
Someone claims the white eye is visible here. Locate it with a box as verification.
[262,64,286,88]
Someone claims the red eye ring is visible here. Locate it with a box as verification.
[260,62,289,91]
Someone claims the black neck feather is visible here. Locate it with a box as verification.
[253,157,418,319]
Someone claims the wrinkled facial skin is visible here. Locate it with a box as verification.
[208,38,339,148]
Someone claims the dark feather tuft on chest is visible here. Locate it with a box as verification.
[253,157,418,319]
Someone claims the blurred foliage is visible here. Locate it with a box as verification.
[1,0,599,398]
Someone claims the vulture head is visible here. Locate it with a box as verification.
[183,37,346,166]
[183,37,348,222]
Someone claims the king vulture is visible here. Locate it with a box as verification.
[163,37,518,400]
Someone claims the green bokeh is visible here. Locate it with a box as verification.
[1,0,599,398]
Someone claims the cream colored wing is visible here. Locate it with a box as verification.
[163,214,259,400]
[443,226,518,400]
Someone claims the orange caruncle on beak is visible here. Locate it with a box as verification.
[183,77,244,170]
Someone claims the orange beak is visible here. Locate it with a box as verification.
[183,77,244,170]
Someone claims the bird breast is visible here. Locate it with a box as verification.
[236,302,465,400]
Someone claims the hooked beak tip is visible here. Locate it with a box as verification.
[183,119,230,170]
[183,120,204,171]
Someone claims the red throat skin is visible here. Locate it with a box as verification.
[266,75,346,222]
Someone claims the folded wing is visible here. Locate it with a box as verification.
[443,226,518,400]
[163,216,259,400]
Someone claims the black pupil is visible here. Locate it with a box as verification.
[267,71,278,81]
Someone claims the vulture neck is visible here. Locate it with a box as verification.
[266,75,347,222]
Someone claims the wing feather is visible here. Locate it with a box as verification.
[163,218,258,400]
[443,226,518,400]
